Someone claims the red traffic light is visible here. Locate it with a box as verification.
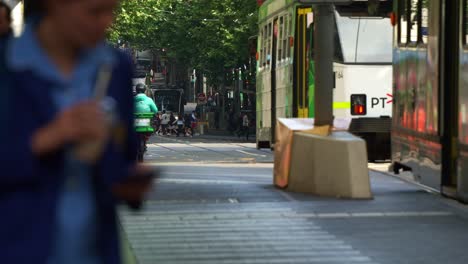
[351,94,367,116]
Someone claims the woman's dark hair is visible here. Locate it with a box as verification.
[0,2,12,22]
[23,0,44,19]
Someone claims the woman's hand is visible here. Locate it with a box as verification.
[112,164,155,209]
[31,101,107,156]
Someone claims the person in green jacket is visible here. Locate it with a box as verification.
[134,83,158,113]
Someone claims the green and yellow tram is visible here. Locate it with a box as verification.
[256,0,393,158]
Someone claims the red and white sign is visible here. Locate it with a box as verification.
[198,93,206,102]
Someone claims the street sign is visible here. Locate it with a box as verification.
[198,93,207,104]
[198,93,206,101]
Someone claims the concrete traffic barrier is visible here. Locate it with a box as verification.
[287,131,372,199]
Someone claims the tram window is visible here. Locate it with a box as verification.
[282,16,288,60]
[259,28,264,67]
[421,2,428,44]
[399,0,408,44]
[465,0,468,45]
[288,14,292,58]
[409,0,419,43]
[264,28,267,66]
[263,27,266,66]
[278,17,283,61]
[335,12,392,63]
[333,23,343,62]
[260,27,263,66]
[267,22,272,66]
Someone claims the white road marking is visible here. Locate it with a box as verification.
[156,178,268,185]
[236,149,267,157]
[276,190,297,202]
[162,171,272,178]
[146,162,274,168]
[291,211,454,218]
[121,208,377,264]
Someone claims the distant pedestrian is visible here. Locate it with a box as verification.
[168,112,177,135]
[176,114,184,137]
[184,113,192,137]
[153,113,161,134]
[191,111,198,136]
[238,113,250,140]
[161,110,169,135]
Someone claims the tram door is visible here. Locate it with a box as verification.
[294,7,313,118]
[457,0,468,200]
[441,0,460,195]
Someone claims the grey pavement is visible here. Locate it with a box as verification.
[119,136,468,264]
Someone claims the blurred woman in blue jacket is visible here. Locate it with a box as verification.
[0,0,153,263]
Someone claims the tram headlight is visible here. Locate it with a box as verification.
[351,94,367,116]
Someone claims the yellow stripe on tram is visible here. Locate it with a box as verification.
[298,8,312,15]
[333,102,351,109]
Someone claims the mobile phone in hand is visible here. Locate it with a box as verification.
[127,168,161,210]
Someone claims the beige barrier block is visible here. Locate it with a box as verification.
[273,118,350,188]
[287,131,372,199]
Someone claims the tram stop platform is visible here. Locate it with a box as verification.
[118,164,468,264]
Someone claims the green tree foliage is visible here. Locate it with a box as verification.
[109,0,258,85]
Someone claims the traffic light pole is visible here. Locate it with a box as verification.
[313,4,334,127]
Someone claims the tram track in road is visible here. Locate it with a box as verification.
[146,142,200,161]
[148,135,274,164]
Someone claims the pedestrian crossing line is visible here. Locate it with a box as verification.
[137,256,374,264]
[129,239,350,248]
[121,210,379,264]
[120,206,295,214]
[120,210,454,223]
[131,242,353,251]
[122,226,323,234]
[119,208,457,264]
[122,212,297,221]
[126,234,338,244]
[121,217,309,225]
[122,224,320,232]
[288,211,454,218]
[137,250,366,261]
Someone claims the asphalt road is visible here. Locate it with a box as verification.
[119,135,468,264]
